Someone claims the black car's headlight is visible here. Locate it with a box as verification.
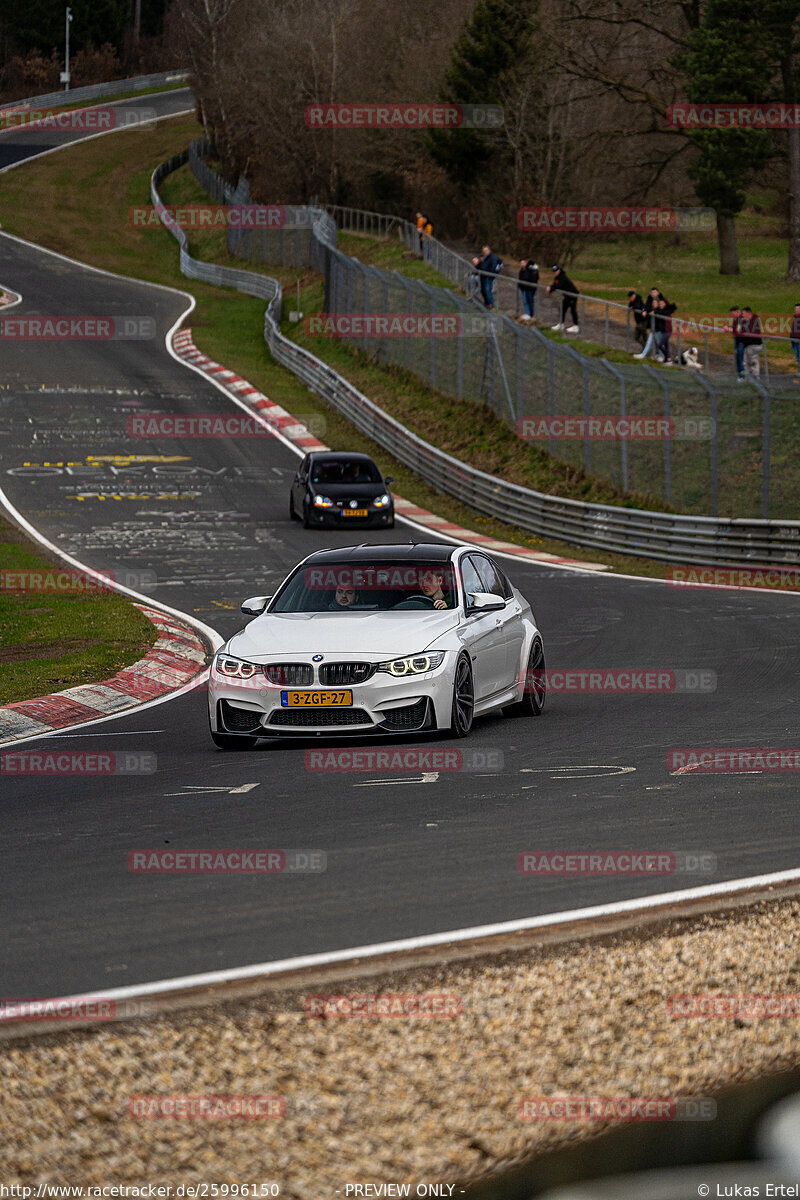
[214,653,261,679]
[377,652,445,677]
[313,495,335,508]
[373,493,392,508]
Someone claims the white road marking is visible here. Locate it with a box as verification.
[0,104,195,174]
[8,866,800,1019]
[163,783,261,796]
[353,772,440,786]
[520,764,636,780]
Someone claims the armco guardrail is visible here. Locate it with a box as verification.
[152,150,800,566]
[189,146,798,523]
[0,69,189,115]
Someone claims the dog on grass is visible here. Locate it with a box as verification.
[678,346,702,370]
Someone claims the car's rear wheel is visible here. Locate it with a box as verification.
[506,637,546,717]
[449,653,474,738]
[210,730,259,750]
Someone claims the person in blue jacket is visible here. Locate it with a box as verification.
[472,245,503,310]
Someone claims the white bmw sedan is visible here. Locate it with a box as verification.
[208,543,545,748]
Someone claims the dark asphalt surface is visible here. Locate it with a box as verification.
[0,88,194,170]
[1,98,799,998]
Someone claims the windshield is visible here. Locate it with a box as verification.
[271,560,458,612]
[311,460,382,485]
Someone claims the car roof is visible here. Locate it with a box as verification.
[308,451,378,463]
[302,543,457,564]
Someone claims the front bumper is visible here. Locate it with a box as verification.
[208,656,452,737]
[307,507,394,528]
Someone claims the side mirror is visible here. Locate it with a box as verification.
[467,591,505,614]
[384,476,395,486]
[241,595,271,616]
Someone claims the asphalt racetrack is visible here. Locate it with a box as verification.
[1,93,799,999]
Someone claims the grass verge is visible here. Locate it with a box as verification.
[0,516,157,706]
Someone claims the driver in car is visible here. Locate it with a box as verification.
[393,570,450,609]
[329,586,360,609]
[420,570,448,609]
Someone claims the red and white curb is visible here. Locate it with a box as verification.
[0,605,208,744]
[171,328,608,572]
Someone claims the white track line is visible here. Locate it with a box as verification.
[0,96,194,173]
[3,867,799,1018]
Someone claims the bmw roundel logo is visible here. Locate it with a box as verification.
[312,654,323,662]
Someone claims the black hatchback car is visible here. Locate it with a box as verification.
[289,451,395,529]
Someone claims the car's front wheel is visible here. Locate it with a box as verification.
[302,501,312,529]
[506,637,546,717]
[449,653,474,738]
[210,730,259,750]
[289,493,298,521]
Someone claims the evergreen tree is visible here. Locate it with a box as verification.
[679,0,772,274]
[426,0,536,189]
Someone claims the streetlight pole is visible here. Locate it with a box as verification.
[63,7,73,91]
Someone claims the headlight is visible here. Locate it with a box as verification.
[378,652,445,677]
[313,495,334,508]
[373,493,391,508]
[215,653,260,679]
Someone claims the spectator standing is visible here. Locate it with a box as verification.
[547,265,580,332]
[627,290,647,347]
[723,305,745,380]
[518,260,539,320]
[416,212,426,252]
[473,245,503,310]
[634,287,664,359]
[790,302,800,374]
[739,306,763,377]
[655,297,678,363]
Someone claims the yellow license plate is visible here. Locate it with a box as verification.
[340,509,369,517]
[281,690,353,707]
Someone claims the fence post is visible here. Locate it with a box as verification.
[547,341,556,458]
[602,360,628,491]
[582,362,591,473]
[694,375,719,516]
[643,364,671,504]
[490,317,516,426]
[516,326,524,426]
